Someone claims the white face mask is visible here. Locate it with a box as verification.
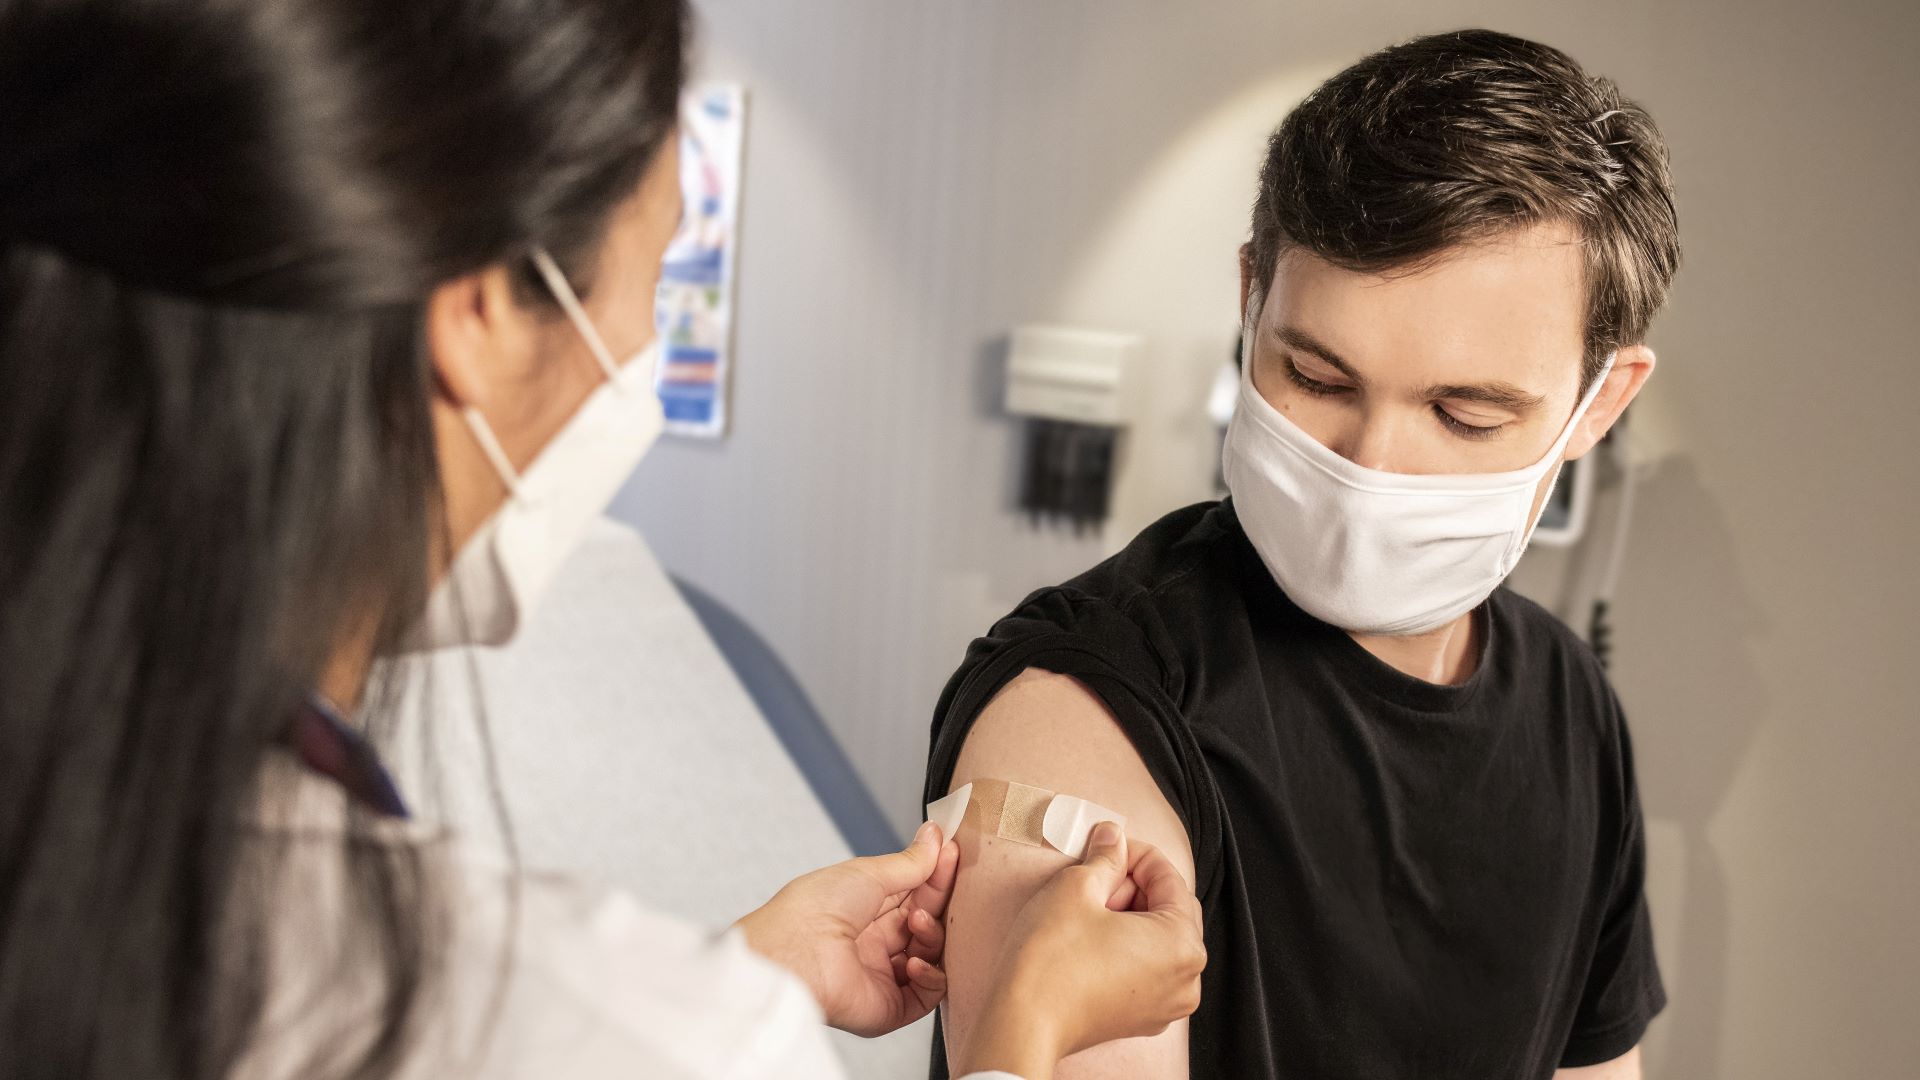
[1222,299,1613,636]
[415,248,666,649]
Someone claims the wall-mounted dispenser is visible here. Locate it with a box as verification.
[1004,326,1143,532]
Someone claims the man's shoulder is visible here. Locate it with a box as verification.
[1039,500,1241,620]
[937,503,1239,735]
[1489,586,1623,732]
[1491,586,1606,668]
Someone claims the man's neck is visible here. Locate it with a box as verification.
[1347,609,1482,686]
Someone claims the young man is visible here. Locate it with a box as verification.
[924,29,1678,1080]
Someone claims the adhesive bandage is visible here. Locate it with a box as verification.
[925,779,1126,860]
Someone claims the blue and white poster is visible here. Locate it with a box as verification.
[655,84,745,437]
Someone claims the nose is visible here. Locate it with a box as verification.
[1330,410,1405,473]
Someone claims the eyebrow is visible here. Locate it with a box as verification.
[1274,324,1365,384]
[1274,322,1547,412]
[1421,380,1547,412]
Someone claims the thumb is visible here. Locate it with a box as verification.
[851,821,943,896]
[1077,821,1128,889]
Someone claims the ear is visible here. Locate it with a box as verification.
[1565,344,1656,460]
[424,265,540,411]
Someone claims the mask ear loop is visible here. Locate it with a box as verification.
[1549,352,1620,458]
[1505,351,1620,567]
[529,248,626,386]
[461,406,525,501]
[1240,290,1264,386]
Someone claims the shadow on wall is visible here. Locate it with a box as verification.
[1623,456,1767,1080]
[971,335,1026,515]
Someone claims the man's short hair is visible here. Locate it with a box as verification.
[1250,29,1681,388]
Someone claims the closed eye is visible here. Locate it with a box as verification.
[1283,356,1351,397]
[1432,403,1505,440]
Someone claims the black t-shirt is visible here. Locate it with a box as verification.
[924,501,1664,1079]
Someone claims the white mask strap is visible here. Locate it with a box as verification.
[1542,351,1618,463]
[529,248,624,384]
[1241,289,1265,381]
[461,405,524,500]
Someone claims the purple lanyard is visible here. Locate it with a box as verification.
[290,692,411,819]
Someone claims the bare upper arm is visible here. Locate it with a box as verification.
[939,667,1196,1079]
[1555,1045,1643,1080]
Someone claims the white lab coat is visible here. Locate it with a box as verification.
[235,758,1016,1080]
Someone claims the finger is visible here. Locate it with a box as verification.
[1132,844,1203,929]
[904,955,947,1013]
[1122,836,1160,872]
[1076,820,1129,895]
[907,836,961,920]
[1130,875,1154,912]
[1107,836,1164,910]
[869,904,912,957]
[849,821,943,900]
[905,904,945,963]
[881,955,945,1031]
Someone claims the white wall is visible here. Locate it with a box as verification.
[612,2,1920,1076]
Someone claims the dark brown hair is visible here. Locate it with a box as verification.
[1250,28,1680,388]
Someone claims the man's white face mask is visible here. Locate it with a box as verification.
[415,248,665,649]
[1222,295,1613,636]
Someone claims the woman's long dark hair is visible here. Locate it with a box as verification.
[0,1,686,1076]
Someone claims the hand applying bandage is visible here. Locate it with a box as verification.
[735,821,961,1037]
[953,822,1208,1080]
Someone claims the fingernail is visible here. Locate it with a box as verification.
[1092,821,1120,847]
[915,820,938,845]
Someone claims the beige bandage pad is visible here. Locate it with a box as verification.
[925,779,1125,859]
